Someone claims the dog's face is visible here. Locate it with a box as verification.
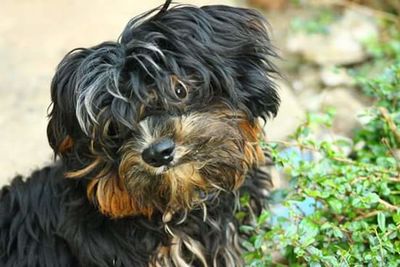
[47,4,279,218]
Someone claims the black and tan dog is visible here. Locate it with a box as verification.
[0,1,279,266]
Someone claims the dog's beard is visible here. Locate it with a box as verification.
[80,110,264,218]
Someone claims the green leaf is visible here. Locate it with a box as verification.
[304,189,321,198]
[327,198,343,214]
[366,193,380,204]
[378,212,386,232]
[299,218,319,247]
[242,240,255,252]
[257,211,270,226]
[268,189,289,204]
[254,235,264,249]
[240,225,254,234]
[393,211,400,225]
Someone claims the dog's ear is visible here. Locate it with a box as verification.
[201,6,280,120]
[47,48,91,156]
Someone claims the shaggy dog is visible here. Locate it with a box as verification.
[0,1,279,266]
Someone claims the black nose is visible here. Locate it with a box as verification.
[141,138,175,167]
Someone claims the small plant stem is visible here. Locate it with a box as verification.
[355,210,380,221]
[374,228,385,267]
[379,107,400,145]
[378,198,399,211]
[384,224,400,238]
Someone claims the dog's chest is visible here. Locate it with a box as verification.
[147,220,243,267]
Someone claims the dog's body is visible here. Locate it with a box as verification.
[0,162,271,266]
[0,2,279,266]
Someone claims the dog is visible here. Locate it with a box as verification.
[0,1,279,266]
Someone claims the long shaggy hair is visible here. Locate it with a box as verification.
[0,1,279,266]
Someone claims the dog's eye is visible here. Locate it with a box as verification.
[174,84,188,99]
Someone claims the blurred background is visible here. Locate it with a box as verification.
[0,0,397,184]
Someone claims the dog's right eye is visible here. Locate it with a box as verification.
[174,83,188,99]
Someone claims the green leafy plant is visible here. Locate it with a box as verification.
[242,34,400,267]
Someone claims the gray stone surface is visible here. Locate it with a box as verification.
[287,8,378,66]
[320,87,366,136]
[264,81,306,141]
[320,66,355,87]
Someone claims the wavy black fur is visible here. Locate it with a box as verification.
[0,163,272,266]
[47,3,279,163]
[0,2,279,266]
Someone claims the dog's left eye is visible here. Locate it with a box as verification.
[174,84,188,99]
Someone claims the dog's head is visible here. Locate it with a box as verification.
[47,2,279,218]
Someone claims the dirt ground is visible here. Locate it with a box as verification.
[0,0,291,186]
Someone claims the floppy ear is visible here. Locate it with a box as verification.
[47,48,91,156]
[201,6,280,120]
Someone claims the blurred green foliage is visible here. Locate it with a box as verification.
[290,8,339,34]
[242,10,400,267]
